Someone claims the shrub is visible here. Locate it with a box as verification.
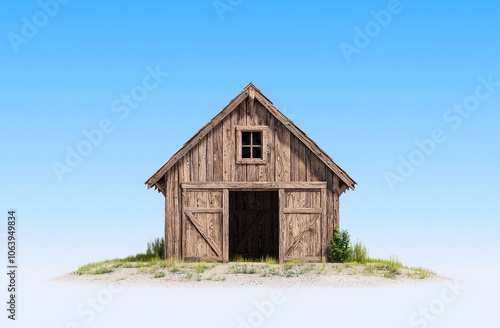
[146,237,165,259]
[328,229,351,263]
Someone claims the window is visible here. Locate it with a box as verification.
[241,131,262,159]
[236,126,268,164]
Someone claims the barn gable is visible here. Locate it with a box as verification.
[145,83,356,193]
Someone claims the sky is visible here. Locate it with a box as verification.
[1,1,500,327]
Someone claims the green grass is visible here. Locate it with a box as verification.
[230,255,279,264]
[227,264,256,274]
[76,236,436,281]
[349,241,369,264]
[153,271,166,278]
[262,255,278,265]
[355,256,437,279]
[182,272,193,280]
[195,262,210,273]
[261,267,279,277]
[316,263,327,274]
[95,266,113,274]
[77,259,123,275]
[363,263,375,275]
[369,256,403,272]
[410,267,435,279]
[207,274,226,281]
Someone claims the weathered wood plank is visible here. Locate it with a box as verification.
[265,109,275,182]
[283,256,322,262]
[282,208,323,214]
[292,191,304,256]
[213,123,223,181]
[230,106,238,181]
[172,165,180,258]
[183,208,223,213]
[190,147,199,183]
[223,110,237,182]
[222,113,232,182]
[298,140,307,181]
[235,103,247,182]
[206,130,213,181]
[198,136,206,182]
[208,190,222,208]
[321,187,327,262]
[333,174,340,232]
[278,188,285,264]
[185,211,222,257]
[164,173,172,258]
[285,214,319,257]
[223,188,229,262]
[308,150,326,182]
[166,167,181,258]
[184,256,223,263]
[326,170,335,244]
[275,121,290,182]
[181,188,187,258]
[290,134,299,181]
[182,155,191,183]
[181,181,326,190]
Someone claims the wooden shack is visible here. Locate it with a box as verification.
[146,83,356,263]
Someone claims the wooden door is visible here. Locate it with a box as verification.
[181,189,227,262]
[279,188,326,262]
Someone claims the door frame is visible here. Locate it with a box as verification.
[181,182,326,263]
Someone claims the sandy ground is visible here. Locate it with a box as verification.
[53,262,448,288]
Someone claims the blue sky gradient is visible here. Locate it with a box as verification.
[1,0,499,272]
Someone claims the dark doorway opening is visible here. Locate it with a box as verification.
[229,190,279,260]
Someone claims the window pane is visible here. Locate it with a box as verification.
[252,132,262,146]
[252,146,262,159]
[242,146,251,158]
[242,132,251,145]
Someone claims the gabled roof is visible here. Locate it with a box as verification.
[146,83,356,191]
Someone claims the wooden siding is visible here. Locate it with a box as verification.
[163,97,343,260]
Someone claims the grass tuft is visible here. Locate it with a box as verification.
[227,264,256,274]
[153,271,166,278]
[349,241,369,264]
[95,266,113,274]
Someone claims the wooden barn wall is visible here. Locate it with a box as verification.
[163,99,343,259]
